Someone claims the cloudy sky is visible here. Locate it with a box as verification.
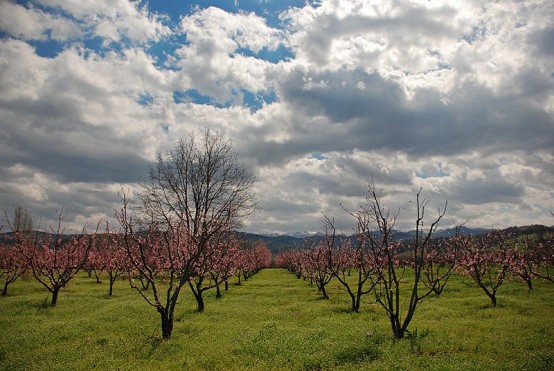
[0,0,553,234]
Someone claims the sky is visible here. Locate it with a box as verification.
[0,0,553,235]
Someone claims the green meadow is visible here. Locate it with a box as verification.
[0,268,553,370]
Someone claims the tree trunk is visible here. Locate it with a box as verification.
[390,314,405,339]
[189,281,205,312]
[351,296,360,312]
[482,286,497,307]
[2,281,9,296]
[224,280,229,291]
[524,276,534,290]
[216,284,221,299]
[51,287,60,307]
[195,291,205,312]
[159,309,173,340]
[109,277,115,296]
[320,284,329,300]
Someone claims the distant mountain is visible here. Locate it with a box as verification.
[3,225,552,254]
[237,232,305,254]
[240,225,554,254]
[504,224,554,236]
[434,226,489,238]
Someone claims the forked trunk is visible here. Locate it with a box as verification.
[351,296,360,312]
[320,284,329,300]
[189,280,206,312]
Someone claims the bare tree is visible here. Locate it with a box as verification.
[321,215,378,312]
[118,128,257,339]
[360,183,446,339]
[137,128,257,235]
[11,206,33,232]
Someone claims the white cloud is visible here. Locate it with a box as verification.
[0,1,81,41]
[36,0,171,44]
[173,6,284,102]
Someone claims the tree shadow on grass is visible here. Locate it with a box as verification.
[334,344,381,365]
[23,296,52,312]
[478,302,506,310]
[144,336,164,358]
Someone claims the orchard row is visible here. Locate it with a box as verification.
[0,216,272,335]
[275,186,553,339]
[277,228,553,304]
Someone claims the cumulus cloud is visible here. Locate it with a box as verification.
[173,6,284,102]
[0,1,81,41]
[0,0,552,232]
[35,0,171,44]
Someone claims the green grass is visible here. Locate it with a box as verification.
[0,269,553,370]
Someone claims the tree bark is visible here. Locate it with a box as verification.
[159,308,174,340]
[51,287,60,307]
[195,292,205,312]
[320,284,329,300]
[109,278,115,296]
[216,284,221,299]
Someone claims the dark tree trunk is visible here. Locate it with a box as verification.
[522,274,533,290]
[2,281,9,296]
[195,292,205,312]
[483,288,497,307]
[224,280,229,291]
[189,281,205,312]
[159,309,173,340]
[351,296,360,312]
[109,276,115,297]
[479,283,498,307]
[390,313,405,339]
[51,287,60,307]
[320,284,329,300]
[216,284,221,299]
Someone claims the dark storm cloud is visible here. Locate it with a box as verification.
[276,67,554,159]
[0,107,152,183]
[448,177,525,205]
[285,171,367,198]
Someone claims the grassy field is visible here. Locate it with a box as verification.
[0,268,553,370]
